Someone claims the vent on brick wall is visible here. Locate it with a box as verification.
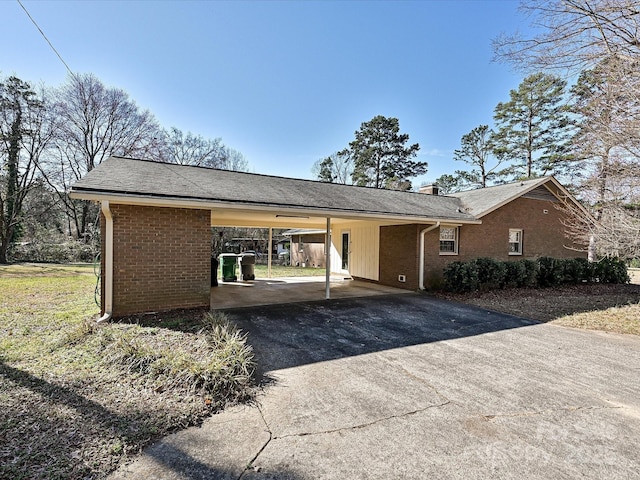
[398,274,406,282]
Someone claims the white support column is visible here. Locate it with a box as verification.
[325,217,331,299]
[268,227,273,279]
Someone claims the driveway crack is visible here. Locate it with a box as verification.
[238,404,272,479]
[275,400,451,440]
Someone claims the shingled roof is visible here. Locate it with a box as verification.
[451,177,570,217]
[70,156,479,224]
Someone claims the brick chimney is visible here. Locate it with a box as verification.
[419,184,439,195]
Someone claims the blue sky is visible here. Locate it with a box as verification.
[3,0,532,186]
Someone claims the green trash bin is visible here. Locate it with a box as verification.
[219,253,238,282]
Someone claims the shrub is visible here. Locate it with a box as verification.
[442,256,628,293]
[11,241,97,263]
[503,259,538,288]
[473,257,507,290]
[519,259,540,287]
[443,261,479,293]
[537,257,564,287]
[593,257,630,284]
[560,258,591,284]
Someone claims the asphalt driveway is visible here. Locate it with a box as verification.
[110,294,640,480]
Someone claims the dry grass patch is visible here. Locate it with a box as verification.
[552,303,640,335]
[435,283,640,336]
[1,263,256,480]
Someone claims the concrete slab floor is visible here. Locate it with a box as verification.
[211,276,410,309]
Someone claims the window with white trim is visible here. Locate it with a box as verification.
[439,226,458,255]
[509,229,523,255]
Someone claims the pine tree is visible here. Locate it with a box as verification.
[492,73,573,179]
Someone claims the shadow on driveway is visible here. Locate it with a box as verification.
[226,293,537,377]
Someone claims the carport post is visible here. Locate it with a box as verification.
[268,227,273,278]
[325,217,331,299]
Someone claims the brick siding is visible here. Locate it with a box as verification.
[379,224,420,290]
[378,197,587,290]
[102,204,211,316]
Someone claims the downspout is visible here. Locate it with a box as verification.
[97,200,113,323]
[419,222,440,291]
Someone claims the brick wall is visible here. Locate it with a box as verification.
[379,224,420,290]
[102,204,211,316]
[377,197,586,290]
[422,197,587,288]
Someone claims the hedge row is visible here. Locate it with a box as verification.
[10,242,97,264]
[443,257,630,293]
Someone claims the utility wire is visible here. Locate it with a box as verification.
[17,0,76,78]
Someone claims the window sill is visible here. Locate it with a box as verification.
[439,252,459,256]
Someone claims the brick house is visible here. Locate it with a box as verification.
[70,156,587,317]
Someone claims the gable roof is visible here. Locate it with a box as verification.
[70,156,479,226]
[450,177,581,218]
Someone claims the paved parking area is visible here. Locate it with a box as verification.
[211,276,409,309]
[110,294,640,480]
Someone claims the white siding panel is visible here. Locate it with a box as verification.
[349,223,380,280]
[328,222,379,281]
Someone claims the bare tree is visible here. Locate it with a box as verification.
[558,176,640,261]
[158,127,248,171]
[495,1,640,260]
[45,73,162,240]
[0,76,55,263]
[493,0,640,73]
[311,151,353,184]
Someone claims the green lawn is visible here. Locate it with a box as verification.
[254,264,325,277]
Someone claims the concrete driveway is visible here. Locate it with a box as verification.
[110,294,640,480]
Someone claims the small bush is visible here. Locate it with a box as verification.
[519,259,540,287]
[537,257,564,287]
[560,258,591,284]
[473,257,507,290]
[593,257,630,284]
[443,261,479,293]
[503,259,539,288]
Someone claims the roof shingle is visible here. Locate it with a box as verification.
[71,156,478,222]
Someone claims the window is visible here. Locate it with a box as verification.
[439,226,458,255]
[509,229,523,255]
[341,231,350,269]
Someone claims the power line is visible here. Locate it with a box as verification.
[17,0,76,78]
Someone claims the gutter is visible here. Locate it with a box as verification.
[97,200,113,323]
[419,222,440,291]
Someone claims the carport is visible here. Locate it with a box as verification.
[69,156,478,318]
[211,276,410,309]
